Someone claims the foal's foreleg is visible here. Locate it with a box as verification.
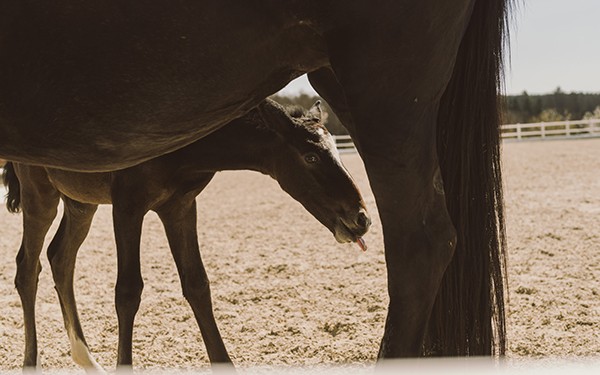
[13,166,60,368]
[112,203,145,367]
[47,198,102,371]
[157,197,232,365]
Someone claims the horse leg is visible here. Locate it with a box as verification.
[13,166,60,368]
[312,5,477,356]
[156,194,232,365]
[46,197,102,371]
[307,67,357,137]
[348,104,456,357]
[364,139,456,357]
[112,200,145,367]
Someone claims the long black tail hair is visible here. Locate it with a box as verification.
[2,162,22,213]
[428,0,514,356]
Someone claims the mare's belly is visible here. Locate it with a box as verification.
[0,2,325,171]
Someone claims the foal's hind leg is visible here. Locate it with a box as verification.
[156,195,232,365]
[47,197,102,371]
[13,166,60,367]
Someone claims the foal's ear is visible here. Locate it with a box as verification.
[308,100,323,121]
[257,99,293,134]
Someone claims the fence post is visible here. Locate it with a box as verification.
[517,123,522,140]
[541,122,545,139]
[565,120,570,137]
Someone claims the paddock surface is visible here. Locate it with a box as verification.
[1,138,599,372]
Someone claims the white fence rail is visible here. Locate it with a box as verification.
[334,119,600,152]
[333,135,356,154]
[501,119,600,141]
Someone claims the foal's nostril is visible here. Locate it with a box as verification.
[356,210,371,230]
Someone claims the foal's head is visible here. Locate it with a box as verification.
[257,99,370,245]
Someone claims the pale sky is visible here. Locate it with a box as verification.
[279,0,600,97]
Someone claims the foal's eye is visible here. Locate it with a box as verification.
[304,153,320,164]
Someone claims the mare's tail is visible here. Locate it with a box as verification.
[2,162,22,213]
[429,0,514,356]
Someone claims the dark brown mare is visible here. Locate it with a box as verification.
[2,99,371,370]
[0,0,512,363]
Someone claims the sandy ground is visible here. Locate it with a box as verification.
[0,138,599,372]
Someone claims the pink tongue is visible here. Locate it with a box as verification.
[356,237,367,252]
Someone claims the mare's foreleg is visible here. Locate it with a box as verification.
[13,166,60,368]
[47,197,102,371]
[156,194,232,365]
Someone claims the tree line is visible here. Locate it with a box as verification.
[273,88,600,135]
[504,88,600,124]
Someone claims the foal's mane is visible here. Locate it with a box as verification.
[251,100,328,143]
[286,104,327,128]
[283,105,328,145]
[286,105,309,119]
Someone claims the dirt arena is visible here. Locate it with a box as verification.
[1,138,599,373]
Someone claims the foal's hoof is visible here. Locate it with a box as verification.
[22,367,42,375]
[212,362,237,374]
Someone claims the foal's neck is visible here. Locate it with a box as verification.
[168,115,275,176]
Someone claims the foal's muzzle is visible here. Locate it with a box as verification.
[334,208,371,244]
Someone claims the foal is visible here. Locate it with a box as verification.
[3,99,370,371]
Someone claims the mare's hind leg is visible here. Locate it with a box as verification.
[311,85,457,357]
[156,193,232,365]
[359,141,456,357]
[46,197,102,371]
[13,165,60,367]
[346,105,456,356]
[310,9,471,355]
